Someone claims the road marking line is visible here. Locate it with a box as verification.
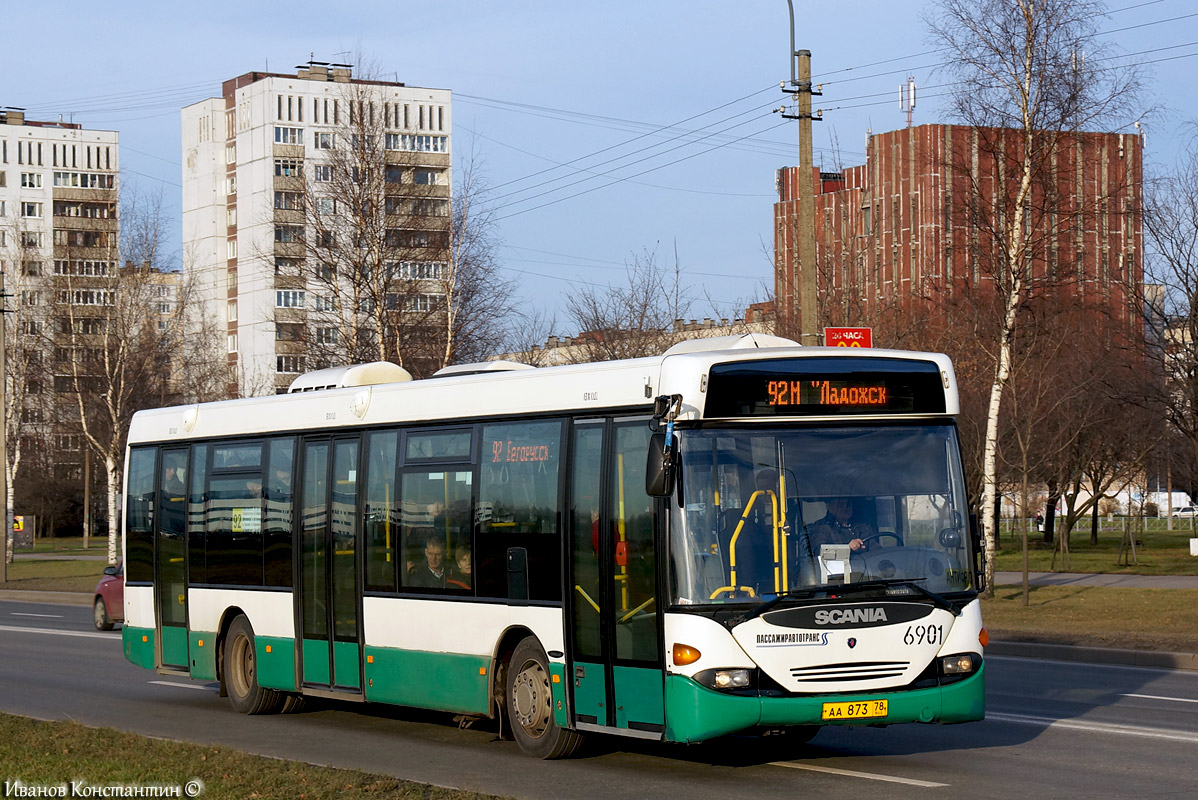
[11,612,64,618]
[770,761,948,787]
[0,624,116,640]
[149,681,217,692]
[987,712,1198,743]
[1122,693,1198,705]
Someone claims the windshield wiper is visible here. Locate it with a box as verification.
[737,589,822,622]
[827,578,962,616]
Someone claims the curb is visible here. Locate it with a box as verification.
[987,640,1198,671]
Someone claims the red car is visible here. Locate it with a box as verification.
[93,563,124,631]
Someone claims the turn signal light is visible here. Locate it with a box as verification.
[978,627,990,647]
[672,643,702,665]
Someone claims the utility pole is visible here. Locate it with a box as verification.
[782,2,822,345]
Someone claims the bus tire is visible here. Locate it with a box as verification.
[224,615,283,715]
[280,694,306,714]
[506,637,584,759]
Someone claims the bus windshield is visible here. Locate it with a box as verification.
[669,424,975,605]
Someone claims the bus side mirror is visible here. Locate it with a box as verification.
[646,433,675,497]
[969,512,985,591]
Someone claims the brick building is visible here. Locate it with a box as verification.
[774,124,1144,341]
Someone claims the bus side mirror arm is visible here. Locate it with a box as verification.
[969,512,985,591]
[646,432,676,497]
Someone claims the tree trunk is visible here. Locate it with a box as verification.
[105,455,119,566]
[1043,483,1059,544]
[1090,501,1099,546]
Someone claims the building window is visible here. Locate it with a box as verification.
[21,202,42,218]
[54,260,110,276]
[20,172,42,188]
[276,355,305,374]
[312,295,336,312]
[225,176,237,195]
[20,291,40,307]
[274,127,303,145]
[274,225,303,243]
[396,261,445,280]
[315,327,338,344]
[315,197,336,215]
[228,300,237,321]
[314,132,335,149]
[58,289,114,306]
[274,191,302,210]
[276,322,303,341]
[158,302,173,314]
[312,164,333,182]
[412,199,448,217]
[227,239,238,259]
[227,206,237,227]
[414,169,442,186]
[275,257,301,276]
[275,290,306,308]
[385,165,403,184]
[227,333,238,353]
[385,134,448,153]
[226,143,236,164]
[22,261,42,276]
[274,158,303,177]
[52,172,114,189]
[20,231,43,247]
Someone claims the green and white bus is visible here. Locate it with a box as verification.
[121,334,986,758]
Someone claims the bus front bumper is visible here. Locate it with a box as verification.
[664,662,985,743]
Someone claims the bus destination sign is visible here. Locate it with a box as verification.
[705,357,946,418]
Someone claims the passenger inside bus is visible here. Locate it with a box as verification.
[408,532,449,588]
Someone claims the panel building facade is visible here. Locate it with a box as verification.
[774,124,1144,340]
[182,64,453,396]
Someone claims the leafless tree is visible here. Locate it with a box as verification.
[55,188,182,564]
[926,0,1144,593]
[1144,135,1198,504]
[562,247,694,363]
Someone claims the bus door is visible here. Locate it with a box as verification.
[568,419,665,737]
[297,436,362,692]
[155,447,190,669]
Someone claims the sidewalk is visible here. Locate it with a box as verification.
[0,589,93,606]
[994,570,1198,589]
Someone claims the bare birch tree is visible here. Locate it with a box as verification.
[1144,136,1198,503]
[927,0,1143,593]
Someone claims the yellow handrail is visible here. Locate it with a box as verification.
[574,584,600,613]
[619,596,655,623]
[709,489,777,599]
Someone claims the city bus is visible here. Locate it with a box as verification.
[120,333,986,758]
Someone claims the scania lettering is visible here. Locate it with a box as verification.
[120,335,985,760]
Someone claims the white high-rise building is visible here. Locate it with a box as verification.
[182,63,452,396]
[0,110,122,474]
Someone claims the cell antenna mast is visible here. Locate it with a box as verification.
[901,77,916,128]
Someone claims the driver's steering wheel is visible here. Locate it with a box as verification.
[858,532,904,549]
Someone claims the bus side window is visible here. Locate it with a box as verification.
[477,420,564,602]
[125,448,156,583]
[364,431,399,592]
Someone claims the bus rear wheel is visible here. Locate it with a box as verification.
[224,615,283,714]
[506,637,584,759]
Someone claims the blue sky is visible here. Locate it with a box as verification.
[8,0,1196,333]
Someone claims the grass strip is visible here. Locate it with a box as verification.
[993,528,1198,575]
[981,585,1198,653]
[0,712,508,800]
[0,559,109,593]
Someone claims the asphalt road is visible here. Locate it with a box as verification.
[0,598,1195,800]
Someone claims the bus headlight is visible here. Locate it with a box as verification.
[941,653,977,675]
[713,669,750,689]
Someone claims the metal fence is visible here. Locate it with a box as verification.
[999,515,1197,537]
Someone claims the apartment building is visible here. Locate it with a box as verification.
[182,63,453,396]
[0,109,121,480]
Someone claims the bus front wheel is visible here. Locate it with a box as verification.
[224,615,283,714]
[506,637,584,759]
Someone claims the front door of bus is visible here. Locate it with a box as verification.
[298,437,362,692]
[568,419,665,736]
